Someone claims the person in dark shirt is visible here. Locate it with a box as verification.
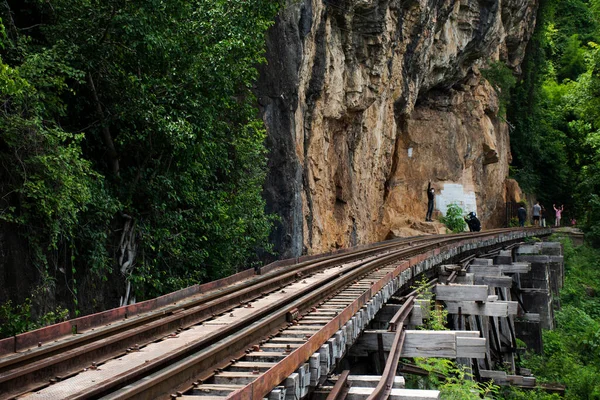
[541,205,547,227]
[425,182,435,222]
[465,212,481,232]
[532,202,541,226]
[517,204,527,227]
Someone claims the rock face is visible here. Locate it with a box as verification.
[257,0,538,257]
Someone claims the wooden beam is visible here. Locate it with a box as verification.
[456,336,487,358]
[330,375,405,388]
[346,387,440,400]
[435,284,489,302]
[469,263,531,275]
[474,276,513,288]
[349,330,486,358]
[375,304,423,327]
[402,331,456,358]
[445,301,518,317]
[479,370,536,387]
[496,263,531,274]
[468,266,502,277]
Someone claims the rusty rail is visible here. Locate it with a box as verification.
[96,242,440,400]
[2,228,552,399]
[0,235,449,398]
[326,370,351,400]
[365,296,415,400]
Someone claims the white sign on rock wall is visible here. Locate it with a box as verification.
[436,183,477,217]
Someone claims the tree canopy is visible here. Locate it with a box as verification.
[0,0,279,318]
[508,0,600,244]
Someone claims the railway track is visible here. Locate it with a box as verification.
[0,228,550,399]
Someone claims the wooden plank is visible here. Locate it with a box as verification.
[439,264,463,272]
[480,370,507,379]
[213,372,264,385]
[408,304,423,326]
[332,375,405,388]
[445,301,510,317]
[351,330,485,358]
[268,388,286,400]
[402,331,456,358]
[191,384,244,396]
[455,272,474,285]
[522,376,537,387]
[455,337,486,358]
[453,330,481,338]
[245,352,286,362]
[309,354,321,386]
[474,276,513,288]
[496,262,531,273]
[435,284,489,302]
[468,266,502,277]
[507,375,524,385]
[471,258,493,266]
[261,343,302,352]
[523,313,540,322]
[229,361,277,372]
[507,301,519,315]
[284,372,300,400]
[319,344,331,376]
[346,387,440,400]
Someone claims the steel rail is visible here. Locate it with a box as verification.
[1,232,450,372]
[5,228,551,399]
[89,241,443,399]
[0,235,450,397]
[326,370,351,400]
[110,229,547,400]
[223,228,551,400]
[365,296,415,400]
[1,227,522,377]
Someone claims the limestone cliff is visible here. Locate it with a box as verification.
[257,0,538,258]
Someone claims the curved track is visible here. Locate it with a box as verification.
[0,228,550,399]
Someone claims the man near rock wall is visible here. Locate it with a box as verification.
[518,204,527,227]
[532,202,541,226]
[425,182,435,222]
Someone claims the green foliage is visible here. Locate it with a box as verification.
[0,0,279,314]
[558,34,587,80]
[500,387,562,400]
[440,203,467,233]
[405,358,500,399]
[508,0,600,242]
[481,61,517,116]
[507,0,574,205]
[520,244,600,399]
[0,287,69,337]
[412,276,448,330]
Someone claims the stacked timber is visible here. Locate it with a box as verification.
[434,243,564,388]
[350,330,486,359]
[515,242,564,330]
[313,374,440,400]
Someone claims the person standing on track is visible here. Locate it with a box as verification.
[425,181,435,222]
[517,203,527,227]
[532,201,541,226]
[541,205,547,227]
[553,204,564,226]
